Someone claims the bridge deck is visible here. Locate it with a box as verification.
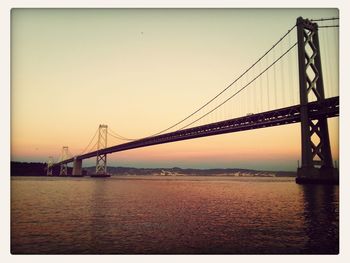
[55,96,339,166]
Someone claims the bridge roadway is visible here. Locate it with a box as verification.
[55,96,339,166]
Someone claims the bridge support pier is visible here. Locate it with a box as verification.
[72,158,83,177]
[295,17,338,184]
[296,166,338,184]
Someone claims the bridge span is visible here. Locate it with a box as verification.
[47,17,340,184]
[54,96,338,165]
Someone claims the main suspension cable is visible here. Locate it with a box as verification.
[310,17,339,22]
[146,24,296,137]
[178,42,298,130]
[79,127,99,155]
[319,25,339,28]
[108,128,136,141]
[108,130,135,141]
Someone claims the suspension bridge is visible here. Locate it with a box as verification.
[47,17,339,184]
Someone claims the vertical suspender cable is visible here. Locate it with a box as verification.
[280,40,285,107]
[325,27,334,98]
[288,32,295,106]
[253,64,257,113]
[273,47,277,109]
[259,59,263,112]
[245,71,248,114]
[266,54,270,110]
[331,22,339,97]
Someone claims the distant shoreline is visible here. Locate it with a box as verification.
[10,161,296,177]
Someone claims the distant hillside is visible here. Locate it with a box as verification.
[84,166,296,177]
[11,162,47,176]
[11,162,75,176]
[10,162,296,177]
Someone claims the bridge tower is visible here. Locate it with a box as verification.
[59,146,69,176]
[94,124,109,177]
[47,156,53,176]
[296,17,338,184]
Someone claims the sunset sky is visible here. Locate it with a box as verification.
[11,8,339,171]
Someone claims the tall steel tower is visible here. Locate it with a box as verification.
[296,17,338,183]
[47,156,53,176]
[95,124,108,175]
[59,146,69,176]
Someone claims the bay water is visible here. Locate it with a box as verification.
[11,176,339,254]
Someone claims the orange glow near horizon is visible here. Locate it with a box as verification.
[11,9,339,171]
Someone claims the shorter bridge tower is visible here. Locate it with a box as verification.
[94,124,109,177]
[296,17,338,184]
[47,156,54,176]
[59,146,69,176]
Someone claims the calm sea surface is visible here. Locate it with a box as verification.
[11,176,339,254]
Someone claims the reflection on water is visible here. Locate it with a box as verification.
[11,176,339,254]
[300,185,339,254]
